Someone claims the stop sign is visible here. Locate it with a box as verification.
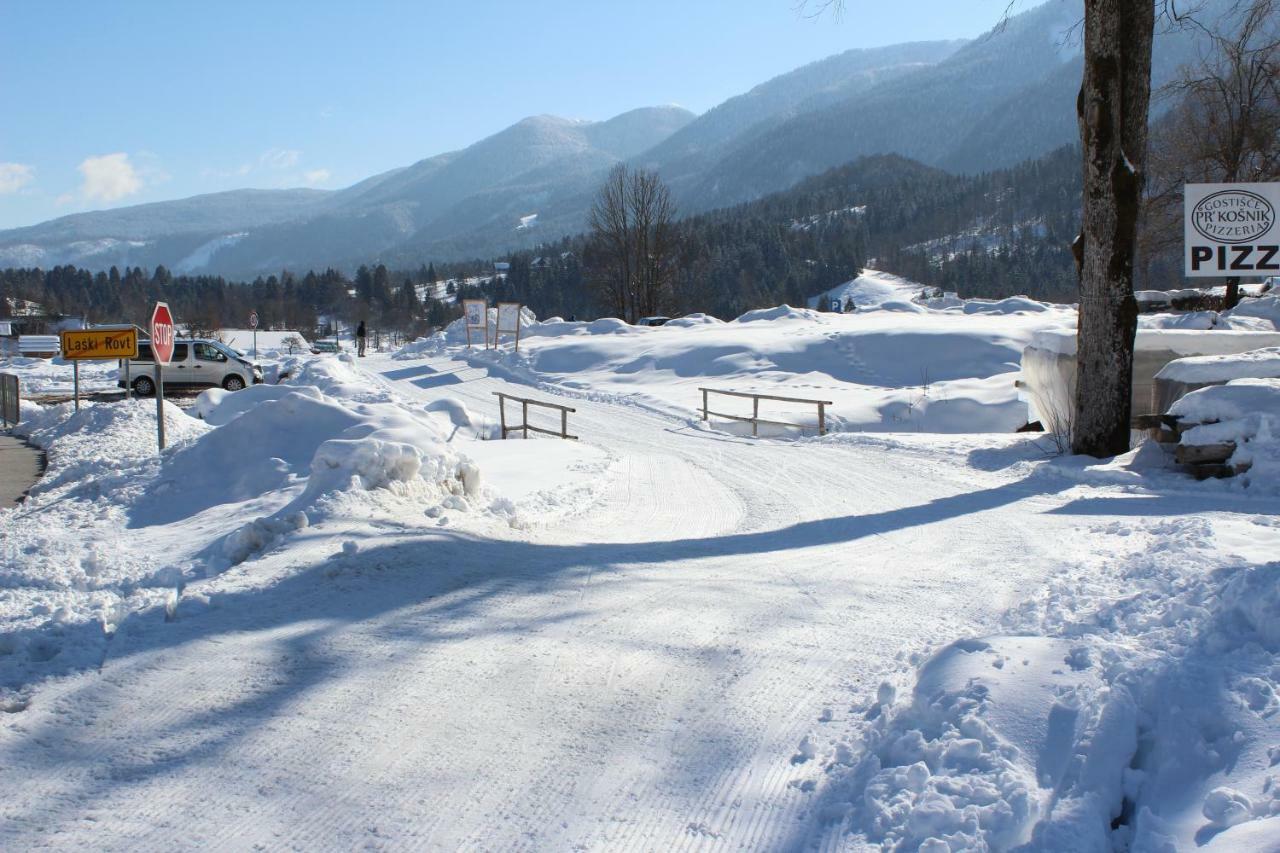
[150,302,176,365]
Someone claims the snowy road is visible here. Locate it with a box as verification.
[2,350,1247,849]
[2,351,1079,850]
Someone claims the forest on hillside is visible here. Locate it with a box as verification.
[2,144,1099,333]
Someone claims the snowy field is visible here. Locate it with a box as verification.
[2,290,1280,850]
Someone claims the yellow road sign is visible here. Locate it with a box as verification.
[60,327,139,360]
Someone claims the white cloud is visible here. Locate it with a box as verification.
[0,162,34,194]
[260,148,301,170]
[78,153,142,202]
[303,168,332,186]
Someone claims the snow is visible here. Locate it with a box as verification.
[399,299,1076,434]
[1168,379,1280,485]
[0,355,120,396]
[1030,327,1280,357]
[212,328,310,355]
[3,300,1280,850]
[1156,347,1280,385]
[809,268,926,310]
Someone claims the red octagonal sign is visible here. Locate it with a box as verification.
[150,302,176,365]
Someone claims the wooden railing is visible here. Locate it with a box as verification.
[699,387,832,436]
[493,391,578,440]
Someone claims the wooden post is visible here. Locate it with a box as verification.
[701,388,708,421]
[561,408,568,438]
[522,400,529,439]
[752,396,758,437]
[818,403,826,436]
[498,394,507,438]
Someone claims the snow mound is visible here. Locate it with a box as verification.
[664,313,724,328]
[734,304,822,323]
[281,353,391,402]
[870,299,929,314]
[1170,379,1280,486]
[962,296,1053,315]
[424,396,491,436]
[1225,295,1280,330]
[1170,377,1280,424]
[1156,348,1280,385]
[16,399,209,494]
[585,317,634,334]
[193,383,324,426]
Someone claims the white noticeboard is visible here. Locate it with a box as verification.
[1184,182,1280,277]
[0,321,11,336]
[463,299,487,348]
[496,302,522,351]
[497,303,520,333]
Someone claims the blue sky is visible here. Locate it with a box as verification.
[0,0,1024,229]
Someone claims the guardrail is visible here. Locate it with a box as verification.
[699,387,833,436]
[1,373,18,428]
[493,391,578,440]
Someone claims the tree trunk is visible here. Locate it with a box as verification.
[1224,275,1241,310]
[1072,0,1155,457]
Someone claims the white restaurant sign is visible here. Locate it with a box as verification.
[1184,182,1280,277]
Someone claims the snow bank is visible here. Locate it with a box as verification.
[0,355,118,396]
[1169,379,1280,486]
[193,382,324,425]
[1157,348,1280,385]
[961,296,1053,315]
[1030,327,1280,357]
[664,313,724,328]
[1225,295,1280,330]
[1169,377,1280,424]
[734,304,823,323]
[0,352,488,695]
[812,508,1280,850]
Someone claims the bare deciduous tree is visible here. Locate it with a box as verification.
[587,165,677,322]
[1144,0,1280,306]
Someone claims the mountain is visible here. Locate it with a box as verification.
[633,41,966,189]
[670,0,1210,211]
[0,0,1221,276]
[0,106,695,276]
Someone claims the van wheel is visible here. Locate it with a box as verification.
[132,375,156,397]
[222,375,247,392]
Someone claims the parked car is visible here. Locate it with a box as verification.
[311,340,343,354]
[637,316,672,327]
[119,338,262,395]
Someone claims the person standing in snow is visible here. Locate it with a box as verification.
[356,320,367,357]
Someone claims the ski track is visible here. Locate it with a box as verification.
[2,352,1122,850]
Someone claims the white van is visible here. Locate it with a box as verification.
[119,338,262,395]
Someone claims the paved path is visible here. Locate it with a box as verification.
[0,433,43,507]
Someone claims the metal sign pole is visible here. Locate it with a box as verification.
[125,359,131,400]
[73,361,80,411]
[253,328,258,359]
[155,362,166,451]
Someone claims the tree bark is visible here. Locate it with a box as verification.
[1072,0,1155,457]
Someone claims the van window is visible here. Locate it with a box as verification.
[194,343,227,362]
[135,342,189,362]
